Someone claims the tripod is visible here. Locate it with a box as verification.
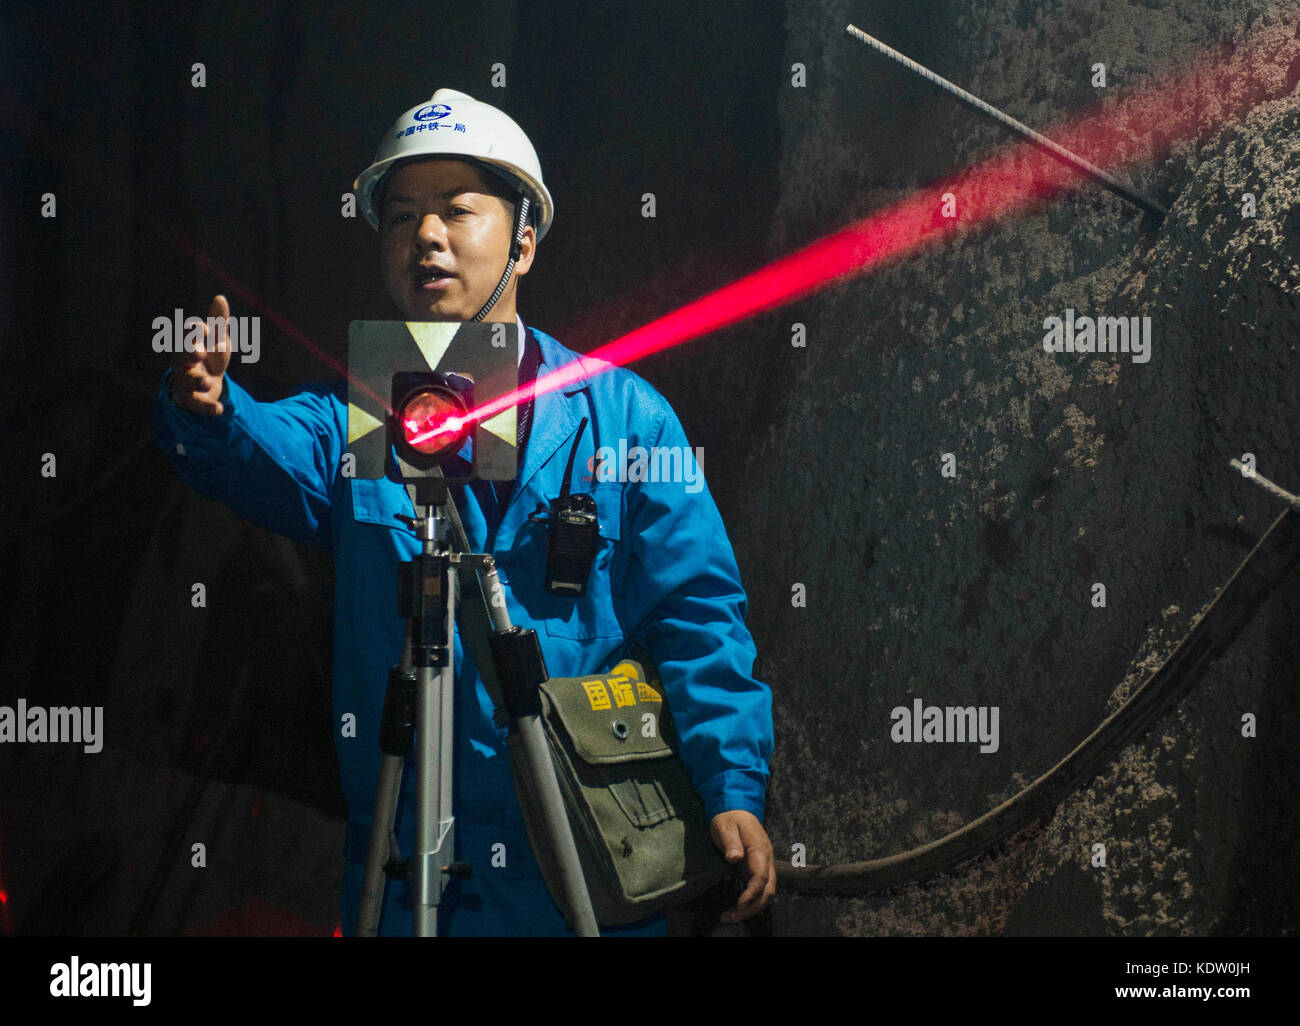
[355,476,599,937]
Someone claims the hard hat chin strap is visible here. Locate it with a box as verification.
[471,195,532,323]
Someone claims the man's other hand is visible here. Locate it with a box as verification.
[709,809,775,923]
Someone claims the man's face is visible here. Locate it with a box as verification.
[379,158,535,323]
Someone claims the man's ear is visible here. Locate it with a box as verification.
[513,224,536,277]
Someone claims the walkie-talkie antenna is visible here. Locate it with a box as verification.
[559,417,588,504]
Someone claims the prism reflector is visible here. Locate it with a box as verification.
[346,321,520,480]
[394,381,473,464]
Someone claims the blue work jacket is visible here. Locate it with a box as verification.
[153,324,773,935]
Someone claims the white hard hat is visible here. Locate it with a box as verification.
[354,88,554,240]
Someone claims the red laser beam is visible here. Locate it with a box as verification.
[130,205,392,414]
[443,21,1298,436]
[13,19,1290,437]
[406,414,466,450]
[0,75,393,413]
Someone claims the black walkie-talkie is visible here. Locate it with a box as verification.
[545,417,600,596]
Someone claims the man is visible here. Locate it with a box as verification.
[154,89,774,936]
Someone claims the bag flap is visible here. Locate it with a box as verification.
[540,660,671,765]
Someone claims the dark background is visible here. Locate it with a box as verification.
[1,0,1297,937]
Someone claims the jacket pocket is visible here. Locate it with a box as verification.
[349,476,413,529]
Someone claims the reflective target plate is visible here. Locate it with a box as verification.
[346,320,519,481]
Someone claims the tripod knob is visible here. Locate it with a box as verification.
[443,862,473,879]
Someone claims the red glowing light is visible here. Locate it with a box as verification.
[400,391,469,455]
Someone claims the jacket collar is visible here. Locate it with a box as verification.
[510,324,604,510]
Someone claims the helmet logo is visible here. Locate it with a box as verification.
[412,103,452,122]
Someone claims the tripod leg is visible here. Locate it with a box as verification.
[515,714,600,936]
[480,565,600,937]
[358,636,418,937]
[414,548,457,937]
[357,752,405,936]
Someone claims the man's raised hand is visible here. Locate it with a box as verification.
[168,295,232,416]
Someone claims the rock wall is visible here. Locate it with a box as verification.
[744,0,1300,935]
